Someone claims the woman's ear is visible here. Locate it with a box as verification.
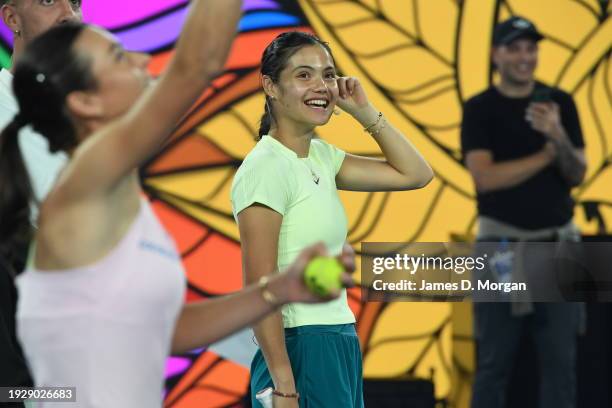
[262,75,278,100]
[66,90,104,121]
[2,3,20,35]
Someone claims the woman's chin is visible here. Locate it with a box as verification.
[309,112,333,126]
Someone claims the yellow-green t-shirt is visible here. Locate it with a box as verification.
[231,135,356,328]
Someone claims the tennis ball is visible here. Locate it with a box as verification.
[304,257,344,297]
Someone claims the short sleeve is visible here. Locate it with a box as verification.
[312,139,346,175]
[557,92,585,148]
[330,143,346,175]
[231,159,291,218]
[461,98,492,156]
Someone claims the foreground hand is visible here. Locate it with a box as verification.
[526,102,562,137]
[335,76,370,116]
[337,241,357,274]
[282,242,355,303]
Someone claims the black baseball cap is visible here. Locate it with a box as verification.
[493,17,543,46]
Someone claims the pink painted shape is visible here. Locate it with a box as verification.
[165,356,191,378]
[82,0,186,29]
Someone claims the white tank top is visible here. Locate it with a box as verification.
[16,199,186,407]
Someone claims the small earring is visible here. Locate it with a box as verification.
[13,30,21,37]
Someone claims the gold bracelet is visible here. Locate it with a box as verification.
[363,111,383,132]
[272,389,300,399]
[369,116,387,137]
[258,275,280,307]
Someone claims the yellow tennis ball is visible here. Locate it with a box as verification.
[304,257,343,296]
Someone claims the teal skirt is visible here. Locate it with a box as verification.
[250,324,364,408]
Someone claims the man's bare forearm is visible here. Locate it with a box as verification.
[548,126,586,187]
[469,148,554,193]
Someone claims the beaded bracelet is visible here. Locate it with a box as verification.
[272,389,300,399]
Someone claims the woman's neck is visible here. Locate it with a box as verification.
[71,119,101,156]
[269,120,315,158]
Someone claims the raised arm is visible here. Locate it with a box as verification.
[62,0,242,198]
[333,77,433,192]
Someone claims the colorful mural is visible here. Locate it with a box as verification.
[2,1,609,407]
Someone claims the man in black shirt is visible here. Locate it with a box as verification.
[461,17,586,408]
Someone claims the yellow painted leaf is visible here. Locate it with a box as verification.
[380,0,418,38]
[364,302,452,395]
[417,0,459,63]
[535,40,574,85]
[457,1,497,100]
[335,20,414,56]
[147,167,233,204]
[314,1,372,26]
[398,86,462,128]
[198,96,260,160]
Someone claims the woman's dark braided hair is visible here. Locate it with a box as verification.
[0,22,96,274]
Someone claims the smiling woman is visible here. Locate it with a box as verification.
[256,32,338,142]
[231,31,434,408]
